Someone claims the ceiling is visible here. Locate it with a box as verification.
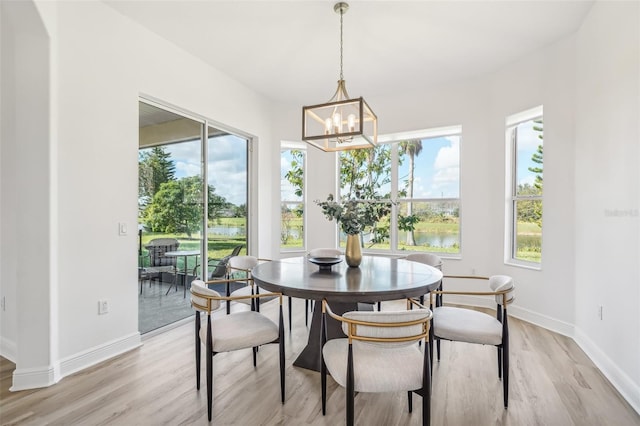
[105,0,594,106]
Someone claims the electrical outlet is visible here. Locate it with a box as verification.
[471,268,476,276]
[98,299,109,315]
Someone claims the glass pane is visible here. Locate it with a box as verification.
[515,119,543,196]
[281,149,304,202]
[397,201,460,254]
[398,135,460,198]
[339,145,392,200]
[514,200,542,262]
[138,101,203,334]
[281,202,304,249]
[207,127,248,267]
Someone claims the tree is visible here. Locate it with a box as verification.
[143,176,227,238]
[340,146,392,200]
[284,149,305,198]
[398,139,423,245]
[527,119,543,227]
[138,147,176,208]
[529,120,543,193]
[339,146,392,246]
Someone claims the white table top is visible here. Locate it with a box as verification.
[164,250,200,257]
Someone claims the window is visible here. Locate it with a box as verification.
[280,142,306,250]
[337,127,461,254]
[506,106,543,265]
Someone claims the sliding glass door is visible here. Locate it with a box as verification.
[138,101,249,334]
[199,126,248,280]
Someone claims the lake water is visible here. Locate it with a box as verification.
[213,226,460,249]
[208,226,246,237]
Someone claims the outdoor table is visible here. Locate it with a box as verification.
[164,250,200,298]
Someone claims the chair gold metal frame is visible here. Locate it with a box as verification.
[190,279,285,421]
[321,298,433,426]
[429,274,515,408]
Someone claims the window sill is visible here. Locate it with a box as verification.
[504,260,542,271]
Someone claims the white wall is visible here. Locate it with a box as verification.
[1,0,277,389]
[272,1,639,412]
[277,36,578,328]
[1,0,637,413]
[1,0,59,388]
[574,1,640,411]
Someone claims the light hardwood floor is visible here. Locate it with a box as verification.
[1,298,639,425]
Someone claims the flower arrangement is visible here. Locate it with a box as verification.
[315,194,383,235]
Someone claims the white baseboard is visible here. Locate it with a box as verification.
[10,364,60,391]
[9,332,142,391]
[59,332,142,378]
[445,295,575,337]
[0,335,17,362]
[574,327,640,415]
[445,295,639,416]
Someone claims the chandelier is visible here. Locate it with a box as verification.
[302,2,377,152]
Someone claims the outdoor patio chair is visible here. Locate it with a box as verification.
[192,244,243,281]
[139,238,180,293]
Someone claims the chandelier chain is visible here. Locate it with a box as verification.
[339,7,344,81]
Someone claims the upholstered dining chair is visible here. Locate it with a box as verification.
[321,299,433,426]
[405,253,444,301]
[190,279,285,421]
[226,256,275,314]
[304,248,342,325]
[405,253,444,353]
[429,274,515,408]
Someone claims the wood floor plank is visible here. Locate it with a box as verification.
[1,299,638,425]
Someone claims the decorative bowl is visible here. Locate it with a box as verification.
[307,256,342,271]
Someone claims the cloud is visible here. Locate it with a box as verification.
[434,138,460,170]
[516,120,543,151]
[431,138,460,197]
[161,136,249,206]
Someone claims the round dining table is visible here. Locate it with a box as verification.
[252,255,443,371]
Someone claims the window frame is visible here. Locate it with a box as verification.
[280,141,307,252]
[505,105,543,268]
[336,126,462,257]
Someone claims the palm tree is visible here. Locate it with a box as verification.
[399,139,423,246]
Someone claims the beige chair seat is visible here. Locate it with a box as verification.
[429,274,515,409]
[320,301,433,425]
[433,306,503,346]
[323,339,424,393]
[199,310,279,353]
[190,279,285,421]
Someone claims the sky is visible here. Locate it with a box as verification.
[515,119,543,188]
[398,136,460,199]
[157,123,539,207]
[280,135,461,202]
[159,134,248,206]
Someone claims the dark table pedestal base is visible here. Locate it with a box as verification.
[293,301,374,371]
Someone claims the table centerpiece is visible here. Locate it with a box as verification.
[315,194,385,267]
